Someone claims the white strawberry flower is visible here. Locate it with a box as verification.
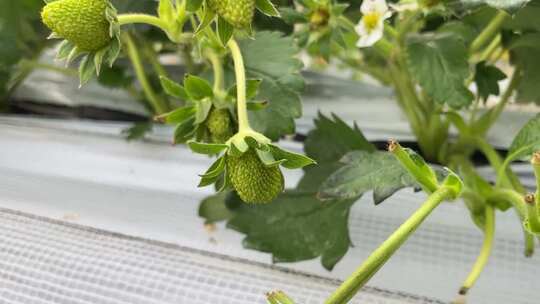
[356,0,393,48]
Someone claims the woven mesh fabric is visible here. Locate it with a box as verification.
[0,208,444,304]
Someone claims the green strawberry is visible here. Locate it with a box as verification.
[206,108,234,143]
[42,0,112,52]
[226,149,284,204]
[207,0,256,28]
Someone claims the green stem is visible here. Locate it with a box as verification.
[324,187,454,304]
[459,205,495,295]
[206,50,225,94]
[475,137,524,193]
[227,39,251,132]
[470,11,509,54]
[479,34,501,63]
[118,14,170,33]
[389,140,439,193]
[524,231,535,257]
[123,33,168,114]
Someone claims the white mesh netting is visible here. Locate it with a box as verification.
[0,208,444,304]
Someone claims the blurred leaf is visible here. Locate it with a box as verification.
[406,32,474,109]
[319,151,417,204]
[474,61,506,101]
[239,31,305,140]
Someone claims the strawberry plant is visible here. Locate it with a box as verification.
[37,0,540,303]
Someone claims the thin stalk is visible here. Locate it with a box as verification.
[488,188,534,257]
[227,39,251,132]
[123,33,168,114]
[458,205,495,296]
[524,231,535,257]
[206,50,225,94]
[470,11,509,54]
[478,34,501,62]
[118,14,170,33]
[324,187,455,304]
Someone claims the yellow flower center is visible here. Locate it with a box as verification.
[363,12,381,32]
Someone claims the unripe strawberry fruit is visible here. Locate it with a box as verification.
[42,0,111,52]
[207,0,256,28]
[227,149,284,203]
[207,108,234,143]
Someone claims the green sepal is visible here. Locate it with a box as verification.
[227,79,262,101]
[195,99,213,123]
[255,0,280,17]
[155,106,196,124]
[256,148,286,167]
[160,76,190,100]
[217,16,234,46]
[174,117,196,144]
[188,141,229,155]
[247,100,268,111]
[184,74,214,100]
[440,168,464,200]
[269,144,317,169]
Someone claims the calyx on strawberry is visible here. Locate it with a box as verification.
[42,0,112,52]
[207,0,256,28]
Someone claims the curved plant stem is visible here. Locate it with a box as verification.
[324,187,455,304]
[227,38,251,132]
[470,11,509,54]
[458,205,495,295]
[123,33,168,114]
[118,14,170,34]
[206,50,225,94]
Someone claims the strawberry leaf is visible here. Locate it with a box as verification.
[239,31,305,140]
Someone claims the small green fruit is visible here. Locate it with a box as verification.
[207,108,234,143]
[227,149,284,203]
[42,0,112,52]
[207,0,256,28]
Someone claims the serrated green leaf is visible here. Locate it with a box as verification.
[406,33,473,109]
[474,61,506,101]
[507,114,540,161]
[319,151,417,204]
[509,33,540,104]
[239,31,305,140]
[304,113,375,163]
[227,191,355,270]
[184,74,213,100]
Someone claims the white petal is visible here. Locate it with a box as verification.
[355,22,369,37]
[361,0,389,14]
[356,26,384,48]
